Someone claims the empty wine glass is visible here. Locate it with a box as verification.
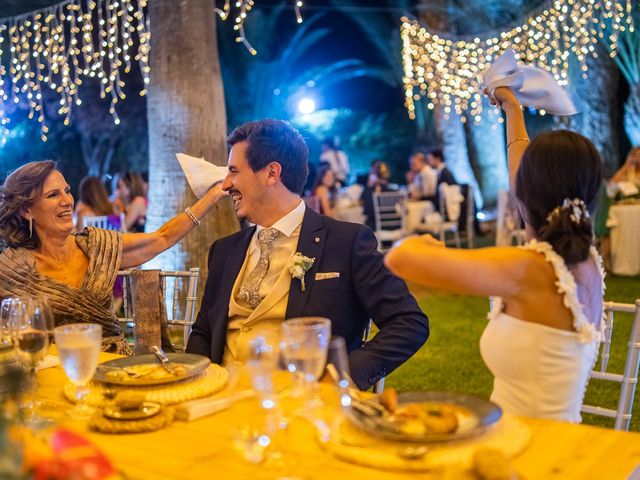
[11,296,53,422]
[54,323,102,419]
[280,317,331,399]
[0,297,19,352]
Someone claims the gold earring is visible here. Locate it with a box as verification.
[29,218,32,238]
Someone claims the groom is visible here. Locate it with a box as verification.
[186,119,429,389]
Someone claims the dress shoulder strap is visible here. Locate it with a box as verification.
[520,240,604,342]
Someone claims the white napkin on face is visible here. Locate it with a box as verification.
[482,48,577,115]
[176,153,229,199]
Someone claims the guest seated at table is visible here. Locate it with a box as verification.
[386,87,604,422]
[610,147,640,186]
[113,171,147,233]
[0,160,226,354]
[361,160,391,230]
[426,148,456,210]
[311,165,338,218]
[74,176,115,232]
[406,152,437,201]
[186,119,429,390]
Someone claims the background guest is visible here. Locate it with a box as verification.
[320,137,350,185]
[610,147,640,185]
[362,160,391,230]
[74,176,115,232]
[426,148,457,211]
[312,165,338,218]
[406,152,437,201]
[114,172,147,233]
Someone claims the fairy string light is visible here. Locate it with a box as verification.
[401,0,634,123]
[0,0,150,145]
[216,0,304,55]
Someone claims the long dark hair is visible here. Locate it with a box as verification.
[79,176,113,216]
[116,171,146,201]
[515,130,602,264]
[0,160,58,251]
[312,165,337,198]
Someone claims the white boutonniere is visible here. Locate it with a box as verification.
[289,252,315,291]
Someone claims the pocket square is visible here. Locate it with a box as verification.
[315,272,340,281]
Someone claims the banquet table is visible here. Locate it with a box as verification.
[33,351,640,480]
[406,200,434,233]
[609,203,640,276]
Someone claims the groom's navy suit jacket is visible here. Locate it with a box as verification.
[186,207,429,389]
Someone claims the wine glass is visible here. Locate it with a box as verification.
[0,297,19,352]
[11,296,53,422]
[53,323,102,419]
[280,317,331,398]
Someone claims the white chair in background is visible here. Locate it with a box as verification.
[581,299,640,431]
[117,268,200,352]
[415,184,469,247]
[372,191,408,251]
[496,190,525,246]
[83,213,127,232]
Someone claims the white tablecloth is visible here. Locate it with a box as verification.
[335,204,365,224]
[609,203,640,276]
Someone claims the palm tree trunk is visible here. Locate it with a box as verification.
[624,84,640,148]
[145,0,239,286]
[465,98,508,207]
[555,44,620,176]
[433,104,482,208]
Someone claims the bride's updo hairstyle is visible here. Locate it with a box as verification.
[515,130,602,265]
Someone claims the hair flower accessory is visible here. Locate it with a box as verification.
[289,252,315,291]
[546,198,589,224]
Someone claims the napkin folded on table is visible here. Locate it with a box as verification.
[37,354,61,371]
[175,390,254,421]
[482,47,577,115]
[176,153,229,199]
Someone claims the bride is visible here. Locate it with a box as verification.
[385,86,604,422]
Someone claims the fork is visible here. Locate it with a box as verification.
[150,345,180,375]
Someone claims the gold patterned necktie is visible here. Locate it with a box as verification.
[238,228,280,308]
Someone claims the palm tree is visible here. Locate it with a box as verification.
[145,0,239,283]
[218,5,397,130]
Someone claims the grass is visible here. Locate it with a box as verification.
[385,241,640,432]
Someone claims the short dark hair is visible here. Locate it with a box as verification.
[227,119,309,195]
[0,160,58,251]
[428,148,444,162]
[515,130,602,265]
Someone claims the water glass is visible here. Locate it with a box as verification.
[280,317,332,396]
[54,323,102,419]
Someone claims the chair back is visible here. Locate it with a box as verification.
[117,268,200,352]
[372,191,407,233]
[303,195,321,213]
[495,189,524,246]
[581,299,640,430]
[83,213,126,232]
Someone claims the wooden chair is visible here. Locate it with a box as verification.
[117,268,200,352]
[581,299,640,430]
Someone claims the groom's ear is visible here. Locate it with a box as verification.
[265,161,282,187]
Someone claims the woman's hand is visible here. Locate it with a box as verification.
[486,86,520,110]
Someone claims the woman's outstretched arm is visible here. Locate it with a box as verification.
[120,185,227,268]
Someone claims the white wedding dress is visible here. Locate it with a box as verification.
[479,240,605,422]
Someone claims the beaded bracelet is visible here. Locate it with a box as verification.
[506,137,530,149]
[184,207,201,227]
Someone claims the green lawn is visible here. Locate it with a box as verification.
[386,273,640,432]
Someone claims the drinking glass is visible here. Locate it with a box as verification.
[11,296,53,422]
[53,323,102,419]
[0,297,19,352]
[280,317,332,397]
[232,329,283,464]
[326,336,352,408]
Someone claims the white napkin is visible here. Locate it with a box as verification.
[482,48,577,115]
[176,153,229,199]
[37,354,61,371]
[175,390,254,421]
[441,184,464,222]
